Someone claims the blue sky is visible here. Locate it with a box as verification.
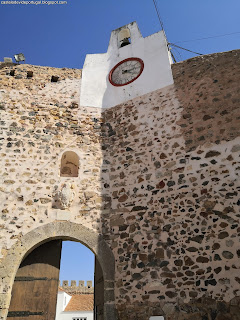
[60,241,94,283]
[0,0,239,68]
[1,0,239,283]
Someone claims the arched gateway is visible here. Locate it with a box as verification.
[0,221,117,320]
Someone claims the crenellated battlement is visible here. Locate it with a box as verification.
[59,280,94,294]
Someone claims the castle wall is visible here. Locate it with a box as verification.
[60,280,94,294]
[100,49,240,319]
[0,63,107,319]
[0,50,239,320]
[80,22,173,109]
[0,63,105,246]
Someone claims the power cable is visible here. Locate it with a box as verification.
[169,43,204,56]
[152,0,164,31]
[171,47,182,62]
[152,1,239,59]
[170,51,177,63]
[152,0,203,60]
[174,31,240,44]
[152,0,178,62]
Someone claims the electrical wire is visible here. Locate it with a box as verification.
[152,0,164,31]
[152,0,204,59]
[169,43,204,56]
[174,31,240,44]
[152,0,178,61]
[171,47,182,62]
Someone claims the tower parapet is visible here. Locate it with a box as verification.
[60,280,93,294]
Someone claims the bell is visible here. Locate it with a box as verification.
[120,38,131,47]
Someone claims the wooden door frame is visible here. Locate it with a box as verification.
[0,221,117,320]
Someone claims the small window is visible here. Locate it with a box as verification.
[9,70,15,76]
[51,75,59,82]
[60,151,79,177]
[27,71,33,78]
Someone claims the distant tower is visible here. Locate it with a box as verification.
[80,21,173,109]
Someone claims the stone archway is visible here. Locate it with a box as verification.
[0,221,117,320]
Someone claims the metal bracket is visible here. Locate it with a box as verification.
[7,311,44,317]
[15,277,58,281]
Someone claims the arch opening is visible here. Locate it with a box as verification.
[1,221,116,320]
[57,240,102,320]
[60,151,79,177]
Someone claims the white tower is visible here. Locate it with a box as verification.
[80,21,173,109]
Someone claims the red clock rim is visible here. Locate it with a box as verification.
[108,57,144,87]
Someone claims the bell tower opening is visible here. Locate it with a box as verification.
[118,28,131,47]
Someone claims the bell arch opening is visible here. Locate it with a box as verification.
[1,221,117,320]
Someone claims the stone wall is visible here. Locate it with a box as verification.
[0,63,106,244]
[0,63,113,319]
[0,50,239,320]
[100,49,240,319]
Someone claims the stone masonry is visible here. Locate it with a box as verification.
[0,49,240,320]
[60,280,94,294]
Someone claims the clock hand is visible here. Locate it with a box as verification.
[122,67,138,74]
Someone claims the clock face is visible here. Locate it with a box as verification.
[109,57,144,87]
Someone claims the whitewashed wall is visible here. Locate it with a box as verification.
[55,291,93,320]
[57,311,93,320]
[80,22,173,109]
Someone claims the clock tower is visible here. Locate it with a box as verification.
[80,21,173,109]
